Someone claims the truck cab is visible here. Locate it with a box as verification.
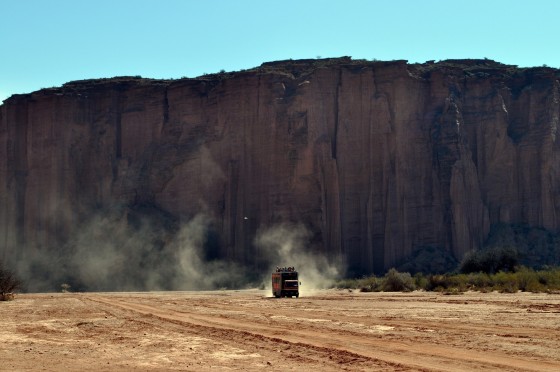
[272,266,299,298]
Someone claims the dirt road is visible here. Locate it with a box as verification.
[1,290,559,371]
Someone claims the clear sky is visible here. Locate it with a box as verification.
[1,0,559,103]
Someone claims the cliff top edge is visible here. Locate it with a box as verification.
[3,57,559,103]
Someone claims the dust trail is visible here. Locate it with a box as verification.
[13,205,247,292]
[168,214,246,290]
[254,223,342,296]
[9,200,339,292]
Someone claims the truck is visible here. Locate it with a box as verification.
[272,266,300,298]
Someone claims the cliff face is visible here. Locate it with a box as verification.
[1,58,559,281]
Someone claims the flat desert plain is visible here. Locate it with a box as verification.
[1,289,559,371]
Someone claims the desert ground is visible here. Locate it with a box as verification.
[1,289,559,371]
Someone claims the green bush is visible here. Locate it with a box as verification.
[359,276,383,292]
[382,268,415,292]
[537,268,560,290]
[426,274,449,291]
[516,267,539,291]
[459,246,518,274]
[468,272,492,288]
[333,278,360,289]
[493,271,519,293]
[333,275,382,292]
[414,273,428,290]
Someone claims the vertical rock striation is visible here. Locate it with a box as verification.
[1,58,559,278]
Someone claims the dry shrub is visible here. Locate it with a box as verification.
[0,261,22,299]
[0,293,15,301]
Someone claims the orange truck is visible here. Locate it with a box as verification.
[272,266,300,298]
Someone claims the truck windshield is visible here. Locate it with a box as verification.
[284,280,298,288]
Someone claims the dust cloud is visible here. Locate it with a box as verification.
[254,223,342,295]
[13,206,247,292]
[167,214,246,290]
[5,144,340,293]
[11,210,340,294]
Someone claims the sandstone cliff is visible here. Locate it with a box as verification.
[1,58,559,288]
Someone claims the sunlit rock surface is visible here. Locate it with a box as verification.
[1,58,559,277]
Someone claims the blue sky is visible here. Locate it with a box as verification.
[1,0,559,103]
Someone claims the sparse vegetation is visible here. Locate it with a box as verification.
[333,267,560,293]
[0,261,22,300]
[390,223,560,281]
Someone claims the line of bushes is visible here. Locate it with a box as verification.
[334,266,560,293]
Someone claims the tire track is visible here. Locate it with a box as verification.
[87,296,404,371]
[88,295,560,372]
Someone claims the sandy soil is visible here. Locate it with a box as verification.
[1,289,559,371]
